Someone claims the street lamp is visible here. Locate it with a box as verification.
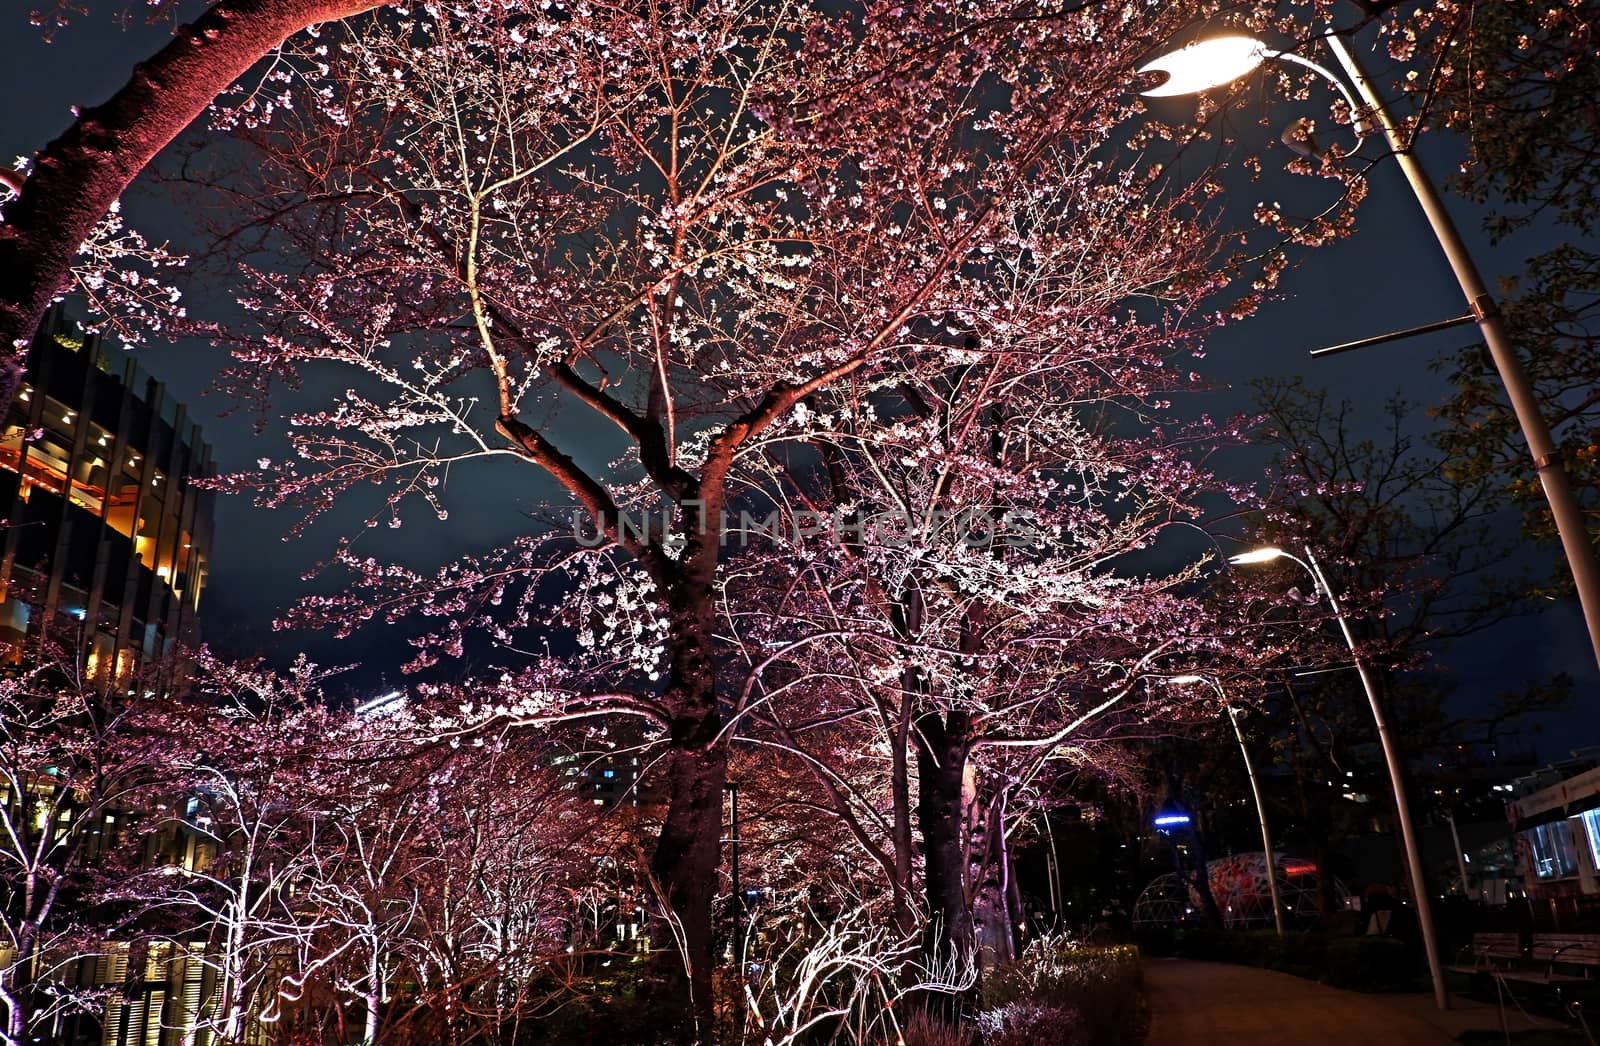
[1138,35,1363,120]
[1229,545,1447,1009]
[1168,674,1286,936]
[1141,29,1600,672]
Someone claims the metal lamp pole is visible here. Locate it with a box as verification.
[1232,546,1448,1009]
[1227,702,1287,936]
[1317,31,1600,671]
[725,781,742,976]
[724,780,745,1036]
[1139,30,1600,670]
[1170,674,1286,935]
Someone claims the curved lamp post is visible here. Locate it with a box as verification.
[1167,673,1286,936]
[1139,30,1600,673]
[1230,546,1447,1009]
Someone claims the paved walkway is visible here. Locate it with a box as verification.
[1144,959,1556,1044]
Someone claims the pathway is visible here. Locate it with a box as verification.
[1143,959,1544,1044]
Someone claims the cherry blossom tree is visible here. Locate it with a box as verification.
[113,656,346,1046]
[728,411,1241,973]
[1409,0,1600,568]
[82,651,650,1045]
[707,128,1288,973]
[0,634,169,1046]
[276,727,641,1045]
[177,0,1308,1023]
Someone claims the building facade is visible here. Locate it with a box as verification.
[1508,760,1600,903]
[0,309,213,678]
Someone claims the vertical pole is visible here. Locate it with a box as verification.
[1306,548,1448,1010]
[1227,700,1286,935]
[727,782,741,973]
[1322,29,1600,671]
[725,780,742,1038]
[1447,810,1474,900]
[1043,813,1062,922]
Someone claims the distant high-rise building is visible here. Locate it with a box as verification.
[555,748,642,807]
[0,309,214,678]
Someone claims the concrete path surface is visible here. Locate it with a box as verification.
[1144,959,1460,1044]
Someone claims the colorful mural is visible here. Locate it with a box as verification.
[1132,852,1347,928]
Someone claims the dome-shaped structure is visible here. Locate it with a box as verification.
[1132,853,1347,929]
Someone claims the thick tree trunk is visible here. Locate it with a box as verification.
[1,957,29,1046]
[888,590,924,936]
[0,0,387,406]
[648,579,727,1040]
[967,775,1016,972]
[915,709,974,970]
[1005,848,1026,951]
[5,889,45,1046]
[888,681,918,934]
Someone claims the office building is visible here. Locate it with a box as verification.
[0,309,213,678]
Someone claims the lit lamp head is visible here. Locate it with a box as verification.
[355,690,406,719]
[1167,674,1207,686]
[1228,547,1287,566]
[1137,35,1272,98]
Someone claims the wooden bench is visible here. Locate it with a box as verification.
[1448,931,1523,975]
[1527,933,1600,984]
[1440,933,1600,1030]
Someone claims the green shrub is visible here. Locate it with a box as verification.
[981,935,1147,1046]
[1323,936,1414,992]
[976,1001,1088,1046]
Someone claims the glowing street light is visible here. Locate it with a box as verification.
[1232,544,1446,1008]
[1138,35,1363,120]
[354,690,405,718]
[1136,36,1269,98]
[1227,547,1286,567]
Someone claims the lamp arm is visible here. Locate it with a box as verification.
[1264,548,1322,595]
[1265,49,1369,136]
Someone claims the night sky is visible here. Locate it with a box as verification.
[2,5,1596,742]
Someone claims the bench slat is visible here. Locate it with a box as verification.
[1530,933,1600,973]
[1469,932,1523,962]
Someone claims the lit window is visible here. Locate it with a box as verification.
[1527,821,1579,880]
